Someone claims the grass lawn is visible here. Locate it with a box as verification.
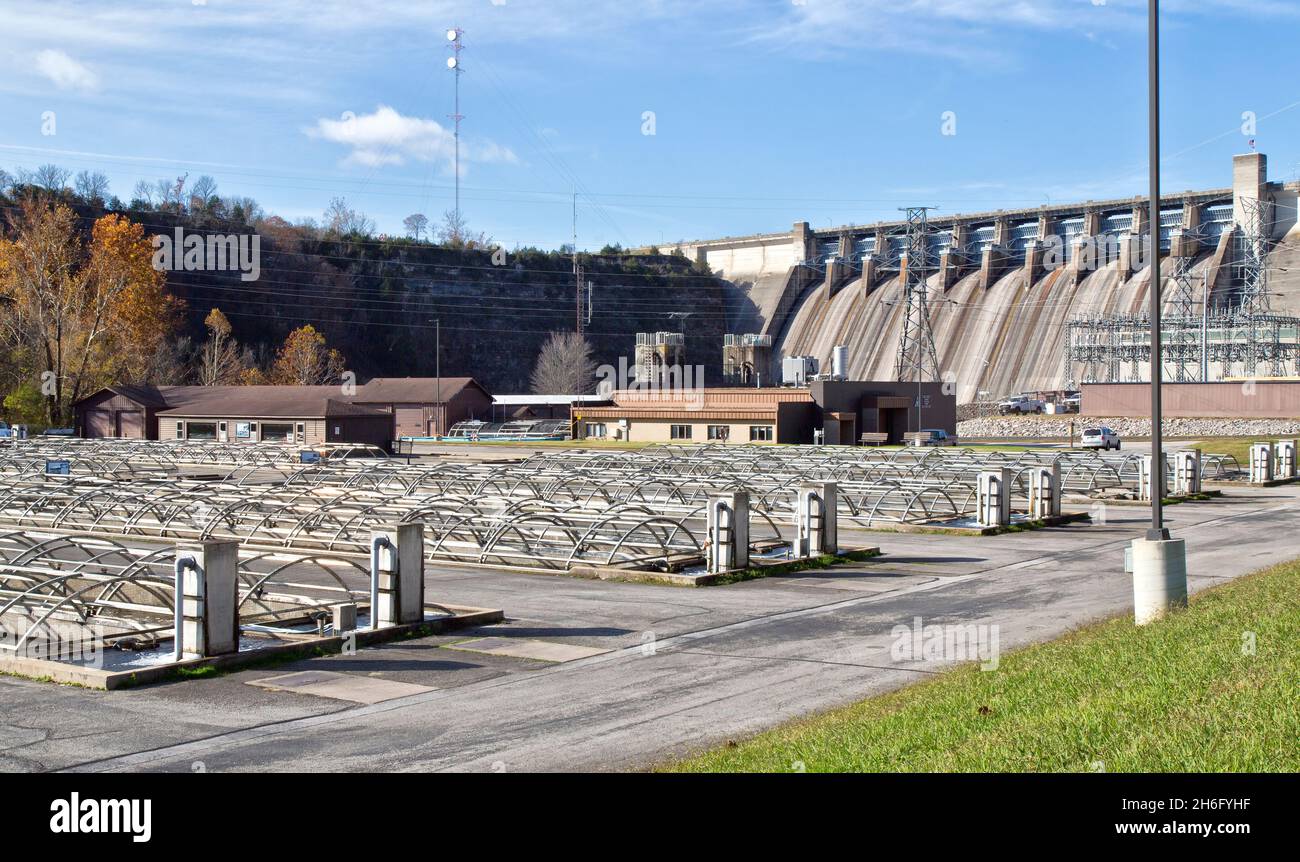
[1187,436,1296,468]
[666,558,1300,773]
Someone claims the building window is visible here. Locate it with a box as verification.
[584,422,607,439]
[186,421,218,441]
[707,425,730,441]
[296,422,305,442]
[175,421,184,440]
[670,424,692,440]
[262,422,293,442]
[749,425,774,442]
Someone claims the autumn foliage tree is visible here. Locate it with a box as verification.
[196,307,253,385]
[0,198,181,425]
[269,324,346,385]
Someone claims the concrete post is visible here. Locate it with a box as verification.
[1274,440,1297,479]
[1174,449,1201,496]
[1250,442,1275,484]
[1139,454,1168,502]
[177,540,239,659]
[977,469,1012,528]
[1132,536,1188,625]
[1028,464,1061,520]
[706,492,749,573]
[796,482,838,557]
[371,523,424,627]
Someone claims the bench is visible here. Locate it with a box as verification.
[859,432,890,446]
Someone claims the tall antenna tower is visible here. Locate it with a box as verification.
[572,191,585,336]
[894,206,941,384]
[445,27,465,229]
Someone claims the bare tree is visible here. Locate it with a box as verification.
[73,170,111,204]
[25,164,71,191]
[228,196,263,224]
[437,208,492,249]
[323,197,375,237]
[131,179,155,207]
[403,213,429,240]
[0,168,13,194]
[529,331,598,395]
[189,175,219,211]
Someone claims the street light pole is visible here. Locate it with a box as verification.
[1147,0,1166,541]
[1131,0,1188,625]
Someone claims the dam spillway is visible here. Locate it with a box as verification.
[671,152,1300,403]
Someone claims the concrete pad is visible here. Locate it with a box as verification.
[446,637,611,663]
[247,671,433,704]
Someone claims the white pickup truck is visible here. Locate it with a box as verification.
[998,395,1045,415]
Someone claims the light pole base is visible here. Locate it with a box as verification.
[1131,536,1187,625]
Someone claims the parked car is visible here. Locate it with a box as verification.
[998,395,1044,415]
[1080,427,1121,450]
[909,429,958,447]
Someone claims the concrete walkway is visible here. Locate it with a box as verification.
[3,484,1295,773]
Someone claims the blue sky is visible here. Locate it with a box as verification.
[1,0,1298,250]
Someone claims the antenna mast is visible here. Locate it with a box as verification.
[446,27,464,230]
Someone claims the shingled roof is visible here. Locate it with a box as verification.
[155,386,389,418]
[354,377,488,403]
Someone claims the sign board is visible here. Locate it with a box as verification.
[45,459,71,476]
[299,450,321,464]
[236,422,251,439]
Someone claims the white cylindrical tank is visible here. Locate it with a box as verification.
[832,345,848,380]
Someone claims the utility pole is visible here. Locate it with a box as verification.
[446,27,464,231]
[431,318,442,437]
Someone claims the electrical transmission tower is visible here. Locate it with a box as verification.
[1233,196,1279,378]
[894,207,941,383]
[1166,253,1201,382]
[1063,195,1299,385]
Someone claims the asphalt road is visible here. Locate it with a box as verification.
[3,483,1295,773]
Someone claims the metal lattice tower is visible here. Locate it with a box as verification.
[1166,254,1201,382]
[894,207,941,383]
[1234,197,1279,377]
[1063,194,1299,385]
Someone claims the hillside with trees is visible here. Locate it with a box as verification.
[0,166,730,425]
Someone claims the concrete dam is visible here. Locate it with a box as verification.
[670,152,1300,404]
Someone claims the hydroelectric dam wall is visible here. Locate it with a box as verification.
[665,152,1300,405]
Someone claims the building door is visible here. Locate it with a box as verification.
[117,410,144,438]
[394,407,424,438]
[883,408,909,445]
[86,409,114,438]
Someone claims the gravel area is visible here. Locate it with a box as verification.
[957,415,1300,439]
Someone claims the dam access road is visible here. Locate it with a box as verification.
[4,482,1296,773]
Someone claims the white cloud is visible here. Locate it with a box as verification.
[305,105,518,172]
[34,49,99,92]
